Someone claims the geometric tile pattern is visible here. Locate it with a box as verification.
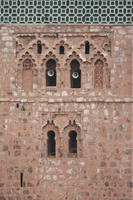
[0,0,132,24]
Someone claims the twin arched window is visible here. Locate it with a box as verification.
[47,130,78,157]
[59,42,90,54]
[37,43,65,55]
[22,57,105,90]
[45,58,81,88]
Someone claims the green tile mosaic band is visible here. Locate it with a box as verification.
[0,0,132,24]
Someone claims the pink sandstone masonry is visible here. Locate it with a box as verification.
[0,25,132,200]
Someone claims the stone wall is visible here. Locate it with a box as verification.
[0,25,132,200]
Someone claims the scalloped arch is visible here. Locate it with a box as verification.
[41,51,59,67]
[90,51,108,67]
[18,52,36,69]
[65,51,84,66]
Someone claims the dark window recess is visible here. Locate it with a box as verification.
[59,46,65,54]
[69,131,77,153]
[47,131,56,156]
[70,59,81,88]
[16,103,19,108]
[46,59,56,86]
[20,172,23,187]
[85,41,90,54]
[37,41,42,54]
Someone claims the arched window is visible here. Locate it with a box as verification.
[20,172,23,187]
[59,46,65,54]
[46,59,56,86]
[37,41,42,54]
[85,41,90,54]
[69,131,77,154]
[22,59,33,91]
[47,131,56,156]
[70,59,81,88]
[94,59,104,89]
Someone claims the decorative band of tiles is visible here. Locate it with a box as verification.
[0,0,132,24]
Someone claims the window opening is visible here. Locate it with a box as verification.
[70,59,81,88]
[69,131,77,153]
[46,59,56,86]
[59,46,65,54]
[47,131,56,156]
[85,41,90,54]
[16,103,19,108]
[37,41,42,54]
[20,172,23,187]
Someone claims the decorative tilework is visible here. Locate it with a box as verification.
[0,0,132,24]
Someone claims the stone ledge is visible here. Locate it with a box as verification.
[0,97,133,103]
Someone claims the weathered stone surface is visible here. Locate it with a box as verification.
[27,167,33,173]
[0,24,132,200]
[0,183,4,188]
[2,145,8,151]
[14,150,21,156]
[0,197,6,200]
[0,132,4,136]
